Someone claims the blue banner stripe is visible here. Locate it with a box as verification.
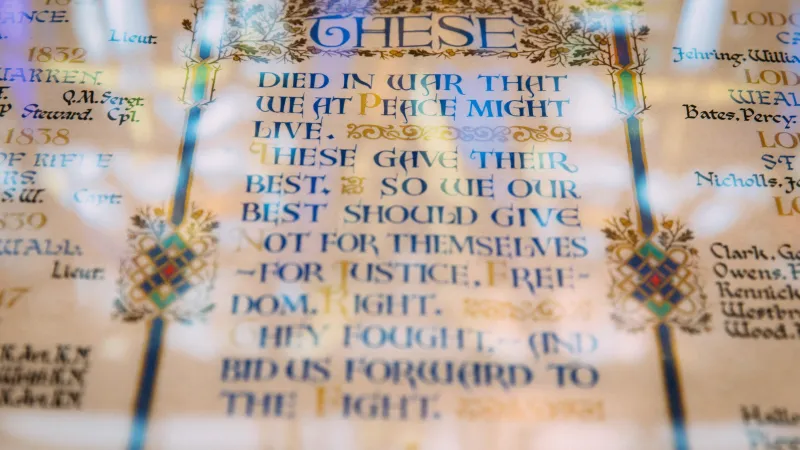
[625,115,654,235]
[171,107,202,226]
[658,323,690,450]
[128,317,165,450]
[612,14,632,66]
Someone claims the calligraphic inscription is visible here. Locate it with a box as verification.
[0,1,797,449]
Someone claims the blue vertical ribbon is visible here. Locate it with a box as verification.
[128,317,166,450]
[611,8,655,236]
[657,323,690,450]
[170,0,217,227]
[624,115,655,235]
[170,106,202,226]
[611,8,687,449]
[129,3,220,448]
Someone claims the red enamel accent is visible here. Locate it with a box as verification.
[163,264,177,278]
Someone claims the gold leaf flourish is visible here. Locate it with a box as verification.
[346,124,572,143]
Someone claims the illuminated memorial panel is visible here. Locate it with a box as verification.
[0,0,797,449]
